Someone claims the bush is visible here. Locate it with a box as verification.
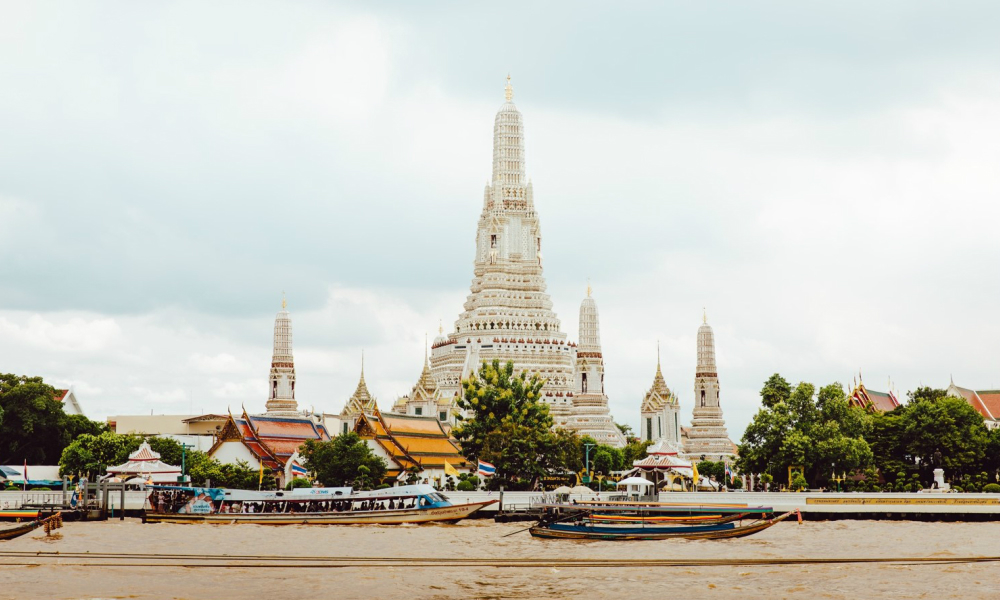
[790,474,808,491]
[456,480,476,491]
[983,483,1000,494]
[285,477,311,490]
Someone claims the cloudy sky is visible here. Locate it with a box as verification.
[2,2,998,439]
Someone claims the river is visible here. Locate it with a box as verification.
[1,519,997,599]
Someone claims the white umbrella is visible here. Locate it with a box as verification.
[569,485,593,494]
[552,486,573,494]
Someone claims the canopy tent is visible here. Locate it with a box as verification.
[551,486,573,494]
[569,485,593,494]
[616,477,654,487]
[105,441,181,484]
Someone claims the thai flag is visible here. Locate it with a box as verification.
[477,460,496,477]
[725,463,733,485]
[291,463,308,477]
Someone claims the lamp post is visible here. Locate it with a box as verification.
[584,443,596,489]
[180,443,194,485]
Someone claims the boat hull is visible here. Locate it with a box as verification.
[144,500,497,525]
[529,511,795,540]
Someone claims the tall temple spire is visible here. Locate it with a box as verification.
[578,289,601,353]
[684,314,734,461]
[504,73,513,102]
[265,298,298,415]
[491,74,526,200]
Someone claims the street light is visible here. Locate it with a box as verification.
[180,443,195,485]
[583,443,596,489]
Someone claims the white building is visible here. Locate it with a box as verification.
[427,76,625,447]
[639,348,682,447]
[681,313,735,461]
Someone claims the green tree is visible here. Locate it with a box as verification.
[300,432,387,489]
[622,438,652,467]
[453,360,581,490]
[0,374,105,464]
[738,376,873,487]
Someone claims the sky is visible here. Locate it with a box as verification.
[1,1,998,439]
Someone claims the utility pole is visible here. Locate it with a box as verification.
[584,443,596,489]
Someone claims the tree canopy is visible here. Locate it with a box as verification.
[299,432,387,490]
[737,374,874,486]
[452,359,581,491]
[0,373,106,464]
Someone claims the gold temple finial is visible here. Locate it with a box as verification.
[439,319,443,335]
[505,74,513,102]
[587,278,592,298]
[282,291,287,310]
[703,307,707,324]
[657,340,661,367]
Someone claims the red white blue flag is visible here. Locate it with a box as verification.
[477,460,496,477]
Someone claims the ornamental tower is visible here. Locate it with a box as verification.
[265,297,298,415]
[431,75,578,422]
[682,312,735,460]
[640,345,681,446]
[563,287,627,447]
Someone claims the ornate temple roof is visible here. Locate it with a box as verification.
[849,381,901,414]
[342,360,377,417]
[355,411,469,477]
[641,349,677,412]
[209,409,331,471]
[947,381,998,422]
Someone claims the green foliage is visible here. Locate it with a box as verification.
[58,431,274,489]
[0,373,107,464]
[286,477,311,490]
[870,390,989,487]
[456,479,476,491]
[300,432,387,490]
[621,439,652,467]
[983,483,1000,494]
[453,360,582,490]
[790,474,808,491]
[738,376,873,487]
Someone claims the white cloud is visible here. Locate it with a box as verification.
[0,314,122,353]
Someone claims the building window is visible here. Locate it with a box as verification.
[646,417,652,441]
[342,422,348,435]
[439,411,447,421]
[415,407,422,416]
[581,373,588,394]
[658,417,662,438]
[490,234,497,248]
[701,390,706,407]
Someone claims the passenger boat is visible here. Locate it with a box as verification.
[529,510,797,540]
[143,484,496,525]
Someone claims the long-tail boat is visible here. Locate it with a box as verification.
[526,501,798,540]
[144,484,496,525]
[0,513,60,541]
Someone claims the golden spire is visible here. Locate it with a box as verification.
[587,278,592,298]
[439,319,443,335]
[703,307,707,324]
[504,74,513,102]
[282,291,287,310]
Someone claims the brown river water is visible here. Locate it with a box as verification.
[1,519,998,599]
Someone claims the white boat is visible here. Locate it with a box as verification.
[144,484,496,525]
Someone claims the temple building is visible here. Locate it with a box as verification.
[265,298,297,415]
[53,388,84,416]
[561,289,626,446]
[392,345,456,428]
[339,358,378,434]
[639,348,681,447]
[946,379,1000,429]
[428,76,625,447]
[681,313,736,461]
[848,377,901,413]
[207,300,332,486]
[354,410,471,483]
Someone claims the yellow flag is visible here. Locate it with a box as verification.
[258,460,264,485]
[444,460,459,477]
[691,463,700,487]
